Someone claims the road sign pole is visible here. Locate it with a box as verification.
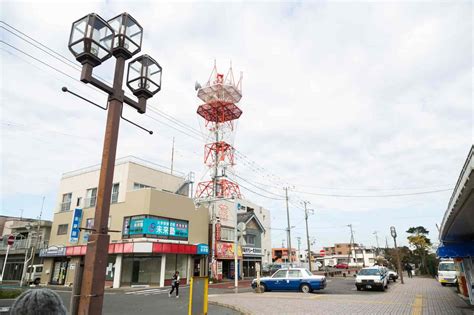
[0,244,11,283]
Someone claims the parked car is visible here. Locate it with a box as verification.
[355,266,389,291]
[387,269,398,282]
[251,268,326,293]
[438,260,457,286]
[26,264,43,285]
[335,263,349,269]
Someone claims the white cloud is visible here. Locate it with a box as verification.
[0,1,471,248]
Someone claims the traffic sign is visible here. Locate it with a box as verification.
[7,235,14,246]
[319,249,325,256]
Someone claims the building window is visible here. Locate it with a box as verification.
[133,182,155,190]
[76,197,82,207]
[245,234,256,245]
[60,193,72,212]
[220,227,235,241]
[85,188,97,208]
[111,183,119,204]
[57,224,68,235]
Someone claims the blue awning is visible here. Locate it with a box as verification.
[437,241,474,258]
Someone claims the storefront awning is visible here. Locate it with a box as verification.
[437,241,474,258]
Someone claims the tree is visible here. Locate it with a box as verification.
[406,226,432,274]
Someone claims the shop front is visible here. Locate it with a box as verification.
[242,246,263,278]
[216,241,242,280]
[39,246,69,285]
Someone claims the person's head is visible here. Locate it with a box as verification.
[176,271,179,275]
[10,288,67,315]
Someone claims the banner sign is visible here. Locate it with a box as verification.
[70,208,83,243]
[242,246,263,256]
[39,246,66,257]
[125,216,189,240]
[216,242,242,259]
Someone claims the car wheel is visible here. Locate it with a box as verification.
[441,283,446,287]
[300,284,312,293]
[34,278,40,285]
[380,285,385,292]
[356,286,361,291]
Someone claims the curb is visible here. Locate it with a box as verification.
[208,300,253,315]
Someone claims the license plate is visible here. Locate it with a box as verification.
[366,285,372,289]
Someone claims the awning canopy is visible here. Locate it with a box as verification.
[437,241,474,258]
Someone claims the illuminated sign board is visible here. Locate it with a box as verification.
[123,215,189,240]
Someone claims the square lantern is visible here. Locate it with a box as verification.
[127,55,162,99]
[68,13,114,66]
[108,13,143,59]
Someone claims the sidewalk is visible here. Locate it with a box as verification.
[209,277,473,314]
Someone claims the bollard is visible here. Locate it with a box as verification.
[343,273,346,277]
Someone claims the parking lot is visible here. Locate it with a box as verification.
[209,277,473,314]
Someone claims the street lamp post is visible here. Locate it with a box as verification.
[68,12,161,314]
[390,226,404,284]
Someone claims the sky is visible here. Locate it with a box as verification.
[1,1,472,251]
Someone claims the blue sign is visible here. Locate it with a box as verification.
[197,243,209,255]
[70,208,83,243]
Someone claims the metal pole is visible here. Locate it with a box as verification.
[70,257,84,315]
[304,202,312,272]
[78,56,126,315]
[347,224,354,267]
[210,129,219,280]
[393,237,404,284]
[285,187,292,265]
[20,235,32,286]
[0,244,11,282]
[26,197,45,286]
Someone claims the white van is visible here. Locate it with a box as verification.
[438,260,457,286]
[25,264,43,285]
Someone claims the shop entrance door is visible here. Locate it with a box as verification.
[193,258,201,276]
[131,260,140,283]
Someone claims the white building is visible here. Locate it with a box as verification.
[319,246,376,267]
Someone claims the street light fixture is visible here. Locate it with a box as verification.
[68,14,114,66]
[66,12,161,315]
[108,13,143,58]
[390,226,404,284]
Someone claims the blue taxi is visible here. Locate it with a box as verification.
[251,268,326,293]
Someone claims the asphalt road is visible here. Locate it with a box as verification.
[0,286,241,315]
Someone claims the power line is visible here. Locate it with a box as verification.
[292,188,453,198]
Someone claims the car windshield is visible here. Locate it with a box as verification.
[439,263,455,271]
[358,269,381,276]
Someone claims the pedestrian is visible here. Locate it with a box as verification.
[169,271,180,298]
[405,263,413,278]
[10,288,67,315]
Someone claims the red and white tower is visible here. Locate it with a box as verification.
[195,62,243,199]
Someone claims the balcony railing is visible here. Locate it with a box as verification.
[60,201,71,212]
[0,240,49,251]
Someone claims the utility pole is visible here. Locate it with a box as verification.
[347,224,355,267]
[170,137,175,175]
[210,129,219,279]
[303,201,314,271]
[284,187,292,264]
[373,231,380,256]
[385,236,389,249]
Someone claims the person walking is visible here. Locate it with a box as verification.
[169,271,180,298]
[405,263,413,278]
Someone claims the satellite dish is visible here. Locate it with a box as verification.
[194,81,202,91]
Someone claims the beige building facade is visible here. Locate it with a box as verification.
[40,157,209,288]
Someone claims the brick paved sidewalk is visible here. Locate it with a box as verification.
[208,277,473,314]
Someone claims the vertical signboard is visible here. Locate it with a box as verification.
[70,208,83,244]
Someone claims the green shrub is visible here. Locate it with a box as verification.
[0,289,23,299]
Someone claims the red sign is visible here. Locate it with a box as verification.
[319,249,325,256]
[7,235,14,246]
[215,223,221,241]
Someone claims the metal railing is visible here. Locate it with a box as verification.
[0,240,49,251]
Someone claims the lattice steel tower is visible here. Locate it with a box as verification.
[195,62,243,199]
